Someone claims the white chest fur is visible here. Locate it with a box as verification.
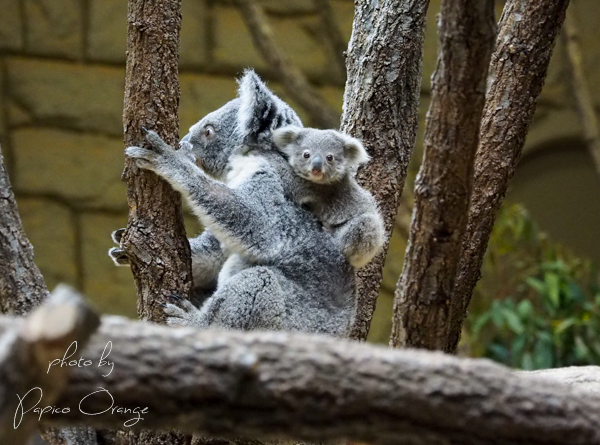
[226,154,266,188]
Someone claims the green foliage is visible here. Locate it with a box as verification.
[467,204,600,369]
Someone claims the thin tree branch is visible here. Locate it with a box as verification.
[313,0,347,79]
[390,0,496,351]
[341,0,431,341]
[450,0,571,350]
[234,0,340,129]
[562,5,600,173]
[0,292,595,445]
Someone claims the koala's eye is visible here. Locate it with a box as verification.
[302,151,310,159]
[326,154,334,162]
[204,125,215,139]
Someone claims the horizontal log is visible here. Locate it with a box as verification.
[0,306,595,444]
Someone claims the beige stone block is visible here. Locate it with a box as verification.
[17,197,77,291]
[81,213,137,317]
[25,0,82,59]
[180,0,207,69]
[179,73,238,135]
[88,0,127,63]
[213,6,265,70]
[0,0,23,50]
[12,128,127,209]
[7,58,125,136]
[260,0,315,15]
[213,6,328,78]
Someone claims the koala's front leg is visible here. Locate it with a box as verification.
[128,132,280,260]
[335,213,385,268]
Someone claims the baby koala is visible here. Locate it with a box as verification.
[272,126,384,268]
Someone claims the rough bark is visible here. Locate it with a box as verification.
[0,307,594,445]
[449,0,571,351]
[0,146,49,316]
[562,5,600,174]
[0,286,99,445]
[235,0,340,128]
[117,1,192,444]
[390,0,496,351]
[340,0,430,341]
[120,0,192,323]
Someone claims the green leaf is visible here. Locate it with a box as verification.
[526,277,546,294]
[502,308,525,334]
[554,318,577,335]
[522,352,534,370]
[545,273,561,308]
[533,338,554,369]
[472,312,492,337]
[511,335,527,359]
[517,300,533,319]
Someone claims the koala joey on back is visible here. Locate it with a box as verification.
[272,126,385,268]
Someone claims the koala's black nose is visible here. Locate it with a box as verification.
[311,155,323,172]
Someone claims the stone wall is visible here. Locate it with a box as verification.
[0,0,598,335]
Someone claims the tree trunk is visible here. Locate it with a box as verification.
[390,0,496,351]
[115,1,192,444]
[0,299,591,445]
[448,0,571,351]
[0,146,49,315]
[120,0,192,323]
[341,0,430,341]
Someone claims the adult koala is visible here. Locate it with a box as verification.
[118,71,355,336]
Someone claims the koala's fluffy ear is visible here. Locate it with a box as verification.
[237,70,302,146]
[342,135,370,167]
[272,126,303,150]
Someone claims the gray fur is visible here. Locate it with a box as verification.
[272,126,385,268]
[125,70,355,337]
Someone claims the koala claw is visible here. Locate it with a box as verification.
[141,126,149,134]
[108,247,130,267]
[144,130,172,153]
[111,228,126,244]
[168,294,182,301]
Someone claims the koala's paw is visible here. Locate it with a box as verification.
[162,294,206,328]
[108,228,129,266]
[126,130,195,185]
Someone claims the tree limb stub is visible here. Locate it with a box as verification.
[451,0,571,346]
[121,0,192,323]
[0,286,99,445]
[341,0,431,341]
[391,0,496,351]
[0,300,591,445]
